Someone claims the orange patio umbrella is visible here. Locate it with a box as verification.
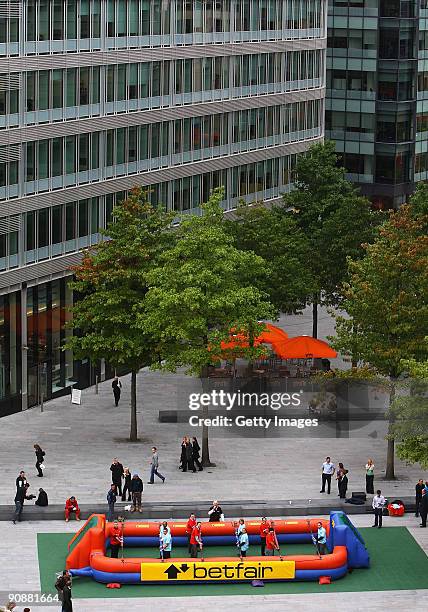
[258,323,289,345]
[274,335,337,360]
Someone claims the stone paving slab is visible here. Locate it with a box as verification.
[1,307,426,510]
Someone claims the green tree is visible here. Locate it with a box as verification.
[65,188,174,441]
[283,141,381,337]
[229,202,314,313]
[390,353,428,469]
[140,188,276,465]
[332,204,428,478]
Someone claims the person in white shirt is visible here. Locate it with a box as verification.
[372,489,386,528]
[320,457,336,494]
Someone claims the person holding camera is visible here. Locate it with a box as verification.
[208,500,223,522]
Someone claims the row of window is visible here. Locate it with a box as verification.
[0,99,321,191]
[0,153,300,270]
[0,0,323,45]
[0,50,324,119]
[326,109,413,142]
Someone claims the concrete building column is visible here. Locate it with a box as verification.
[20,283,28,411]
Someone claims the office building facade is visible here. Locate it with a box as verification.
[0,1,327,415]
[326,0,427,208]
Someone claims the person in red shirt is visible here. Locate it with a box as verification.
[259,516,270,556]
[265,526,280,556]
[109,519,123,558]
[186,513,197,553]
[189,521,203,558]
[64,496,81,522]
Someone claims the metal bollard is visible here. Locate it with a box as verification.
[95,374,99,395]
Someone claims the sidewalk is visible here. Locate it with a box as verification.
[1,307,425,509]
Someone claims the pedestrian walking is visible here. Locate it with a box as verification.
[110,458,124,497]
[185,438,196,473]
[189,522,203,558]
[34,444,45,477]
[130,473,143,512]
[148,447,165,484]
[208,500,223,522]
[55,570,70,603]
[192,437,203,471]
[186,513,197,553]
[337,463,349,499]
[180,437,187,470]
[64,496,81,522]
[415,478,424,517]
[365,459,375,494]
[313,521,327,556]
[16,470,27,491]
[109,519,123,558]
[12,485,26,524]
[35,488,48,506]
[259,517,269,556]
[320,457,335,494]
[107,484,117,521]
[420,489,428,528]
[372,489,386,528]
[122,467,132,502]
[112,376,122,407]
[61,577,73,612]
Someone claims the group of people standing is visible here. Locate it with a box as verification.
[12,443,49,524]
[320,456,349,498]
[145,509,329,561]
[180,436,203,472]
[320,456,377,498]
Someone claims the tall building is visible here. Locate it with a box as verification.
[0,1,327,415]
[326,0,426,209]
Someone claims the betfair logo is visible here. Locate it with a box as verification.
[140,560,296,582]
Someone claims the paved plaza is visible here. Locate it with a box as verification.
[1,515,427,612]
[1,308,426,510]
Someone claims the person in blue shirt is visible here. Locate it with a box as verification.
[159,521,171,539]
[313,521,327,556]
[237,527,249,558]
[160,528,172,560]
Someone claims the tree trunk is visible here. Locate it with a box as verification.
[129,369,138,442]
[385,382,396,480]
[201,366,216,467]
[201,408,212,467]
[312,294,318,339]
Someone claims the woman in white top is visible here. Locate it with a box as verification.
[365,459,374,494]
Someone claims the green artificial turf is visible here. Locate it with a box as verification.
[37,527,428,598]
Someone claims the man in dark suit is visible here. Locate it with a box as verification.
[110,458,124,496]
[415,479,424,517]
[420,489,428,528]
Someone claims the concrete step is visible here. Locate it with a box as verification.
[2,496,416,522]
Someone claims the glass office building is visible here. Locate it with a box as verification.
[0,1,327,414]
[327,0,427,208]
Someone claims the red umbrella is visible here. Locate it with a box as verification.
[274,336,337,359]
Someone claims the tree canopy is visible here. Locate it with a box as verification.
[65,188,174,440]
